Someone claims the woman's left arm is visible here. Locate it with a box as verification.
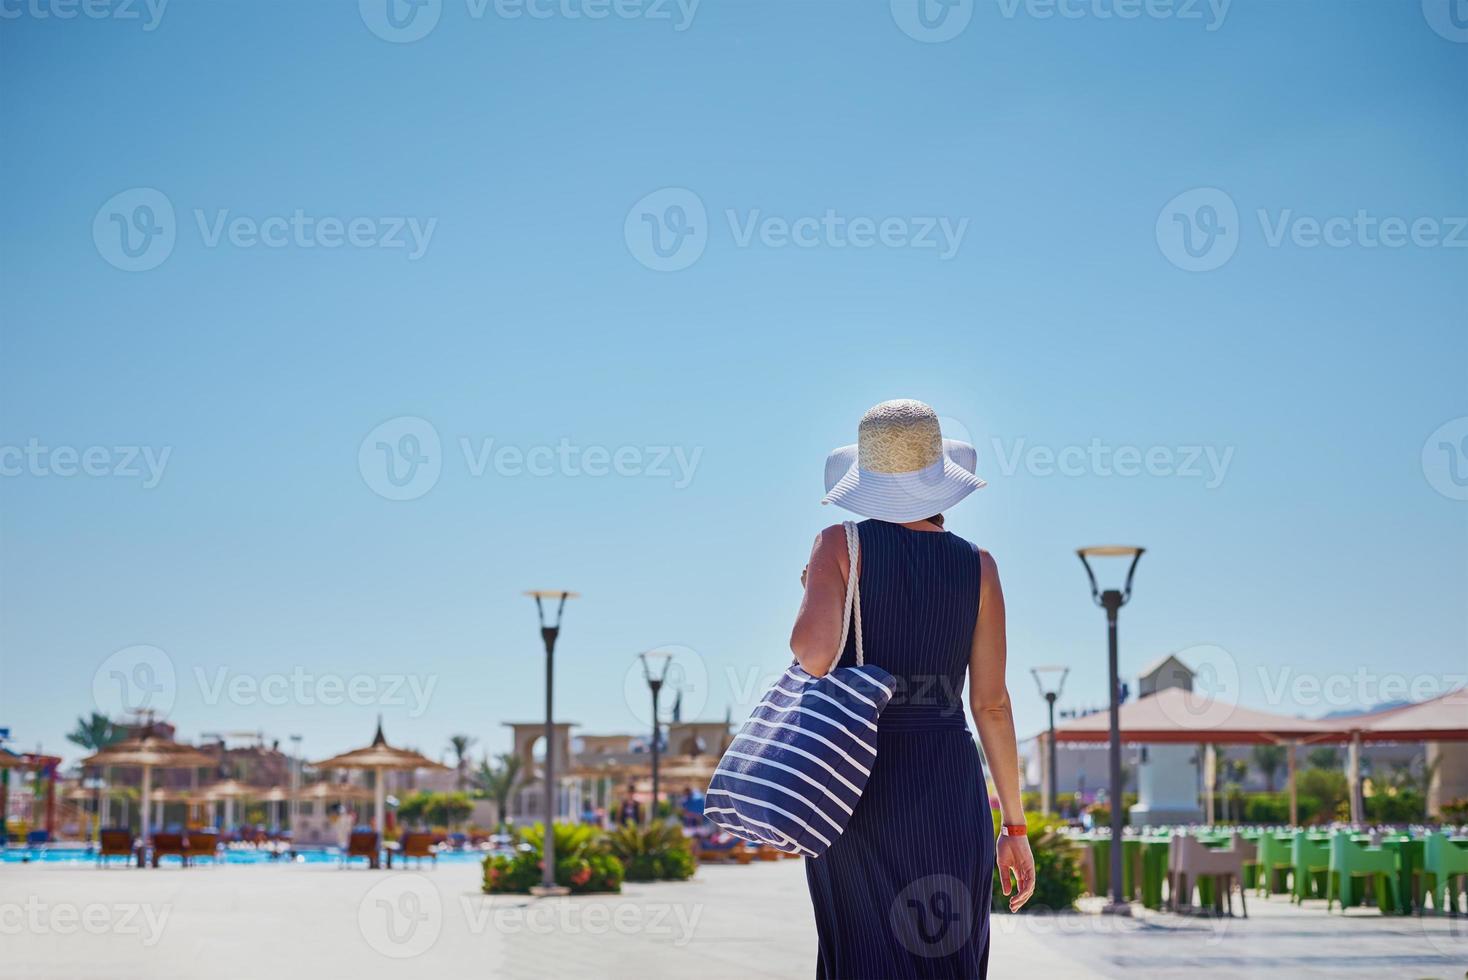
[969,550,1036,911]
[789,525,848,677]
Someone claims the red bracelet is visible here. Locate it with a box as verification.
[1001,823,1028,837]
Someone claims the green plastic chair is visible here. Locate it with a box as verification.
[1256,831,1294,896]
[1326,833,1398,913]
[1422,832,1468,914]
[1291,832,1330,903]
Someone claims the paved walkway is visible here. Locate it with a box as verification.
[0,857,1461,978]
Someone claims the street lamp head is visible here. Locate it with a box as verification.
[1076,546,1145,609]
[525,590,579,635]
[639,650,675,687]
[1030,665,1070,700]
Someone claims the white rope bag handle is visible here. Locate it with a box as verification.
[830,520,864,671]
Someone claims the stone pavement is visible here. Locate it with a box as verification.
[0,857,1461,978]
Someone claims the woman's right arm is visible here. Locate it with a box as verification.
[789,525,847,677]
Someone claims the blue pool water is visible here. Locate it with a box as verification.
[0,845,491,865]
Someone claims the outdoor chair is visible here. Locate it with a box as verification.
[1326,832,1398,913]
[1255,831,1294,896]
[97,828,134,866]
[187,831,221,866]
[394,832,438,868]
[1422,831,1468,914]
[343,830,381,869]
[1291,832,1331,903]
[150,832,188,867]
[1167,832,1248,917]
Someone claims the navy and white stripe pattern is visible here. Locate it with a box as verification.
[706,661,895,855]
[707,521,895,857]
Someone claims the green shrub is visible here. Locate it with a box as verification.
[1296,769,1348,825]
[606,822,696,882]
[1365,790,1425,824]
[1243,792,1323,825]
[1440,798,1468,823]
[482,822,624,894]
[989,816,1084,914]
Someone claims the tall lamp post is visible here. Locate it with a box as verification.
[1076,545,1144,915]
[526,589,578,896]
[638,651,674,825]
[288,734,302,841]
[1029,666,1069,817]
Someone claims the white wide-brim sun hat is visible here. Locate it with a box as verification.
[821,400,986,523]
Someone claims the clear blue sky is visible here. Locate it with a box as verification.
[2,0,1464,767]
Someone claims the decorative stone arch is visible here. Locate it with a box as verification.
[666,722,731,759]
[502,722,577,780]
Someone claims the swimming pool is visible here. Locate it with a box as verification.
[0,845,495,865]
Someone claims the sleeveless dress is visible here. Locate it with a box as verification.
[805,519,995,979]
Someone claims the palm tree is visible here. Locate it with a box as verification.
[475,752,522,832]
[1251,744,1286,792]
[67,713,122,832]
[448,735,478,791]
[66,713,120,751]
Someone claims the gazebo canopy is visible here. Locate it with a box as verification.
[299,781,373,802]
[203,779,256,800]
[1328,687,1468,742]
[1051,688,1338,745]
[80,732,215,769]
[313,721,449,772]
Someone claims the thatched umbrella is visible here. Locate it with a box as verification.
[203,778,258,830]
[80,732,214,850]
[312,719,449,832]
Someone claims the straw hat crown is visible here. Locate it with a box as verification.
[856,399,945,474]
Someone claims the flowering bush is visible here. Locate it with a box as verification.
[481,822,624,895]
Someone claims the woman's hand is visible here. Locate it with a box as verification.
[996,833,1035,912]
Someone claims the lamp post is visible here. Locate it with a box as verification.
[1029,666,1069,817]
[288,734,302,841]
[1076,545,1144,915]
[526,589,578,896]
[638,651,675,825]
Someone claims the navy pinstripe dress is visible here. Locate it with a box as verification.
[805,520,994,979]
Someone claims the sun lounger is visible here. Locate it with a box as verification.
[187,831,221,866]
[344,830,381,869]
[150,832,188,868]
[97,828,135,867]
[392,832,438,868]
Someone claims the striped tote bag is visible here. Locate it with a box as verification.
[705,521,895,857]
